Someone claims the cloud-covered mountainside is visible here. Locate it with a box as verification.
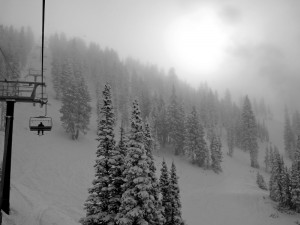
[1,65,297,225]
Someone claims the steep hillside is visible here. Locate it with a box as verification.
[1,88,298,225]
[1,45,297,225]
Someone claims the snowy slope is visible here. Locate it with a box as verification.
[1,97,298,225]
[1,54,298,224]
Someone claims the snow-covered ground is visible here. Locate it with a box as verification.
[1,55,299,224]
[1,95,298,225]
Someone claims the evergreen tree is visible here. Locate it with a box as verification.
[269,150,288,206]
[156,96,168,147]
[144,120,156,174]
[117,123,128,156]
[81,84,119,225]
[176,101,186,156]
[184,106,208,167]
[167,86,178,144]
[59,60,91,140]
[292,110,300,138]
[269,145,274,168]
[160,159,172,225]
[291,136,300,212]
[257,120,269,143]
[147,112,160,154]
[278,166,292,209]
[227,125,235,157]
[234,112,243,150]
[256,172,268,190]
[210,132,223,173]
[264,146,270,172]
[49,33,68,100]
[143,120,165,224]
[241,96,259,168]
[116,100,164,225]
[74,76,92,139]
[110,124,127,218]
[269,149,281,202]
[169,162,184,225]
[60,61,77,139]
[167,86,185,155]
[284,108,295,159]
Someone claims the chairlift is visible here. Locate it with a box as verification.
[29,103,52,135]
[29,116,52,135]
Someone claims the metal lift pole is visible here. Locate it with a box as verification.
[0,1,46,223]
[0,101,15,222]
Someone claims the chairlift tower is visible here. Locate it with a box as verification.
[0,80,47,217]
[0,0,49,223]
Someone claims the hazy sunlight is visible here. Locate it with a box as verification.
[165,7,231,75]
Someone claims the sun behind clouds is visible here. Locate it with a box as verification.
[165,7,232,76]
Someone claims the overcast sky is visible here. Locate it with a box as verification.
[1,0,300,114]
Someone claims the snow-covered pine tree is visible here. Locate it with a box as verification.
[144,120,156,174]
[60,61,78,139]
[175,101,186,156]
[292,110,300,137]
[167,86,185,155]
[81,84,120,224]
[278,166,292,209]
[51,55,63,99]
[184,106,208,167]
[284,108,295,159]
[116,99,164,225]
[269,148,281,202]
[241,96,259,168]
[210,132,223,173]
[234,113,243,150]
[169,162,184,225]
[117,123,127,156]
[264,146,270,172]
[74,76,92,139]
[147,115,160,154]
[291,136,300,212]
[263,121,270,142]
[205,90,219,143]
[110,124,127,218]
[227,125,235,157]
[269,149,288,206]
[49,33,67,99]
[256,172,268,190]
[96,83,102,125]
[59,59,91,140]
[167,85,178,145]
[269,145,274,168]
[157,96,168,147]
[143,120,165,224]
[160,159,172,225]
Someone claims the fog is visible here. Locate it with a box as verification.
[1,0,300,116]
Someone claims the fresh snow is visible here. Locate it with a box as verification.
[0,70,298,225]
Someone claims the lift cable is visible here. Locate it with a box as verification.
[41,0,46,100]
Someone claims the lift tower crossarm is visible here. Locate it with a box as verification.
[0,80,46,104]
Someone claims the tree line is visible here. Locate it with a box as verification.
[48,33,273,171]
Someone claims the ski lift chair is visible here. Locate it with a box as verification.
[29,116,52,135]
